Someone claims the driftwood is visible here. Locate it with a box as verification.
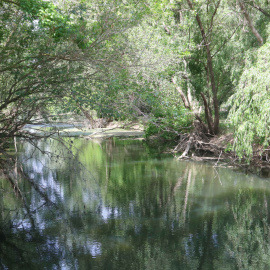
[192,156,225,161]
[177,135,194,159]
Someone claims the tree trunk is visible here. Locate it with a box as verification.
[238,0,264,45]
[76,102,95,128]
[200,93,214,135]
[71,92,96,128]
[171,77,191,109]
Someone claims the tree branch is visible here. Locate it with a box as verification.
[238,0,263,45]
[245,0,270,18]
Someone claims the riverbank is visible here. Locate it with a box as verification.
[172,131,270,178]
[73,121,144,139]
[23,120,270,177]
[23,121,145,139]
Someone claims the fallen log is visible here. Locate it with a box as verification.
[192,156,225,161]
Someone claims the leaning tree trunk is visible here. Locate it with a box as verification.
[238,0,263,46]
[77,103,95,128]
[186,0,220,135]
[171,77,191,110]
[71,93,96,128]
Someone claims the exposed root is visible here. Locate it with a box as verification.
[177,134,194,159]
[173,130,270,177]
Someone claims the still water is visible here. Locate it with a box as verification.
[1,138,270,269]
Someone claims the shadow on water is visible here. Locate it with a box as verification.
[1,138,270,269]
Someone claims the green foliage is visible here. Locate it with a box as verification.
[228,35,270,160]
[145,103,193,141]
[225,142,233,153]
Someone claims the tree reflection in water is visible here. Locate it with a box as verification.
[0,138,270,269]
[226,190,270,269]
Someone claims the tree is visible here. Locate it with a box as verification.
[228,38,270,160]
[163,0,269,137]
[0,0,83,152]
[152,0,242,136]
[185,0,221,135]
[0,0,150,153]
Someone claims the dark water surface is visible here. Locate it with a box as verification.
[1,138,270,269]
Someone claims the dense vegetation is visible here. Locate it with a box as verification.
[1,0,270,163]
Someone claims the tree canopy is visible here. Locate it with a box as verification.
[1,0,270,162]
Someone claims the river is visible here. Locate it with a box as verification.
[0,138,270,269]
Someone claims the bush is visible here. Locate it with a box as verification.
[145,106,193,141]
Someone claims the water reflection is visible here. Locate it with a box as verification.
[0,138,270,269]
